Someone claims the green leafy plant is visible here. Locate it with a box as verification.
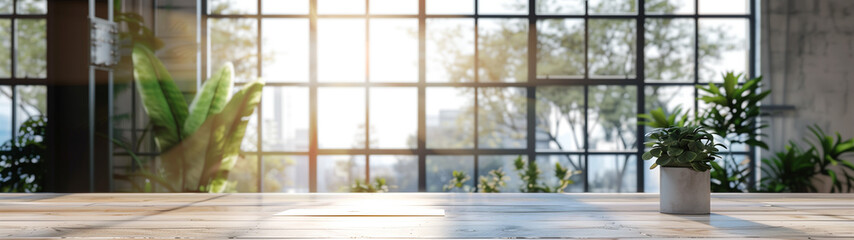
[643,126,724,172]
[710,157,750,192]
[697,72,770,150]
[478,168,508,193]
[444,170,472,192]
[350,178,390,193]
[513,156,578,193]
[806,125,854,193]
[639,106,692,128]
[760,143,817,193]
[0,116,46,193]
[126,43,264,193]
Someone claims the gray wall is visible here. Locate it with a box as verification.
[760,0,854,190]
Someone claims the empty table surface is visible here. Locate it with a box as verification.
[1,193,853,239]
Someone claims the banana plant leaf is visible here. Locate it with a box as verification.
[131,43,189,152]
[183,62,234,138]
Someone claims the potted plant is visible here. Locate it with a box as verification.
[643,126,724,214]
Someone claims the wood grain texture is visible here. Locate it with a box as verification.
[0,193,852,239]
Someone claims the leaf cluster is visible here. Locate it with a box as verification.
[760,143,817,193]
[478,169,508,193]
[0,116,47,193]
[350,178,390,193]
[513,156,578,193]
[710,157,750,192]
[697,72,770,150]
[444,170,472,192]
[639,106,692,128]
[806,125,854,193]
[760,125,854,193]
[643,126,724,172]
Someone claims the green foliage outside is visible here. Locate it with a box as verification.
[478,169,508,193]
[513,156,577,193]
[351,178,390,193]
[0,116,46,193]
[443,170,472,192]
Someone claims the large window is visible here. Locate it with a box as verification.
[0,0,48,147]
[204,0,755,192]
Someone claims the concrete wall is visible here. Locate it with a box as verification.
[760,0,854,191]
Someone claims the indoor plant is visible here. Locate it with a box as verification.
[643,126,724,214]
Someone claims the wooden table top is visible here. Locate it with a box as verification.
[1,193,852,239]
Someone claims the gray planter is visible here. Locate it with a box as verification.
[659,167,710,214]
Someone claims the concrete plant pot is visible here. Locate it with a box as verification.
[660,167,710,214]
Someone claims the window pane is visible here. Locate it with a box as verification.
[589,155,637,193]
[478,155,525,193]
[318,0,365,14]
[536,19,584,79]
[15,19,46,78]
[318,19,365,82]
[478,87,526,149]
[319,88,366,149]
[536,86,584,152]
[225,155,259,192]
[645,0,694,15]
[262,87,309,151]
[15,85,46,127]
[263,156,309,193]
[208,0,257,14]
[535,0,584,15]
[427,0,474,14]
[16,0,46,14]
[699,19,748,83]
[208,18,257,82]
[645,18,694,82]
[0,0,10,14]
[478,0,527,15]
[370,155,418,192]
[478,19,528,83]
[240,104,259,152]
[536,154,585,192]
[370,19,418,82]
[370,87,417,149]
[426,19,474,82]
[426,87,474,148]
[699,0,748,14]
[644,85,694,121]
[588,85,636,151]
[262,0,309,15]
[370,0,417,14]
[588,0,637,15]
[588,19,636,78]
[318,155,366,192]
[0,86,10,144]
[643,156,659,193]
[0,20,9,78]
[426,155,474,192]
[262,19,308,82]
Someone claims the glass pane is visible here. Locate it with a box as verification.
[699,19,748,83]
[318,155,366,192]
[699,0,748,14]
[536,0,584,15]
[479,0,527,14]
[370,19,418,82]
[318,0,365,14]
[0,20,9,78]
[478,19,528,82]
[427,0,474,14]
[645,18,694,82]
[208,18,257,82]
[643,157,659,193]
[426,155,474,192]
[225,155,259,192]
[15,19,46,78]
[262,19,309,82]
[536,154,585,192]
[263,155,309,193]
[0,0,10,14]
[15,85,46,127]
[588,19,636,78]
[370,0,417,14]
[318,87,366,149]
[536,19,584,79]
[262,87,309,151]
[589,155,637,193]
[426,19,474,82]
[426,87,474,148]
[589,0,637,15]
[588,85,636,151]
[370,155,418,192]
[16,0,46,14]
[208,0,257,14]
[478,87,526,149]
[645,0,694,15]
[644,85,694,122]
[535,86,584,151]
[0,86,10,144]
[262,0,309,14]
[370,87,417,149]
[318,19,365,82]
[478,155,525,193]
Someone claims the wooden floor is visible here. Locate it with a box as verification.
[1,193,853,239]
